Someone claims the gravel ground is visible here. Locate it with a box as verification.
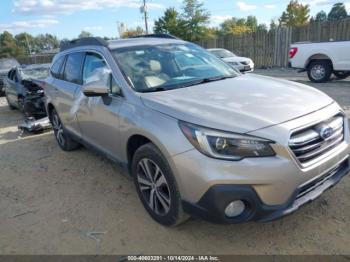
[0,69,349,255]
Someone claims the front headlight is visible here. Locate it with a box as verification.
[179,121,275,160]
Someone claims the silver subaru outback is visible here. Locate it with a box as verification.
[45,36,350,226]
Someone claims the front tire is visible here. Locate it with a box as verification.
[50,108,80,151]
[307,60,332,83]
[131,143,189,226]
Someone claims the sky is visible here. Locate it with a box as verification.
[0,0,349,39]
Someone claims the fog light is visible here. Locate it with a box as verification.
[224,200,245,218]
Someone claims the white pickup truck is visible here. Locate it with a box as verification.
[289,41,350,83]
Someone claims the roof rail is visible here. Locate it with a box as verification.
[60,37,109,51]
[130,33,179,40]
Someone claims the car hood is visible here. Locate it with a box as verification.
[222,57,251,63]
[140,74,334,133]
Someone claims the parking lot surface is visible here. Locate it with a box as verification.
[0,69,349,255]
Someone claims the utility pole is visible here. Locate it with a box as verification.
[142,0,149,34]
[24,34,32,55]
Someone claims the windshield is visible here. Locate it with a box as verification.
[112,43,239,92]
[19,67,50,80]
[0,59,19,70]
[209,49,236,59]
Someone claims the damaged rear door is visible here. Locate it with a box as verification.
[55,52,85,138]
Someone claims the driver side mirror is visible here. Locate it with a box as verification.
[82,78,109,97]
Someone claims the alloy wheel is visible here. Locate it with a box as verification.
[136,158,171,216]
[310,64,326,81]
[52,112,65,146]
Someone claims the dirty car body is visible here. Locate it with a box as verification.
[5,64,50,118]
[44,36,350,226]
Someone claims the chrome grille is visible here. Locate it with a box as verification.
[289,115,344,164]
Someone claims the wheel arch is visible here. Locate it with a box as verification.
[305,53,333,69]
[126,134,157,173]
[47,103,55,120]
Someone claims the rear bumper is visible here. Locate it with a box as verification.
[182,158,349,224]
[289,60,305,70]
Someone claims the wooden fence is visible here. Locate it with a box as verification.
[198,18,350,68]
[16,18,350,68]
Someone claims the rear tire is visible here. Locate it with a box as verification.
[333,71,350,80]
[307,60,332,83]
[131,143,189,227]
[50,108,80,151]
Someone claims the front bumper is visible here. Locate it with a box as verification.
[169,103,350,223]
[228,62,254,72]
[182,158,349,224]
[23,94,47,117]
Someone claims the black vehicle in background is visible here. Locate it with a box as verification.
[0,58,20,95]
[5,64,50,118]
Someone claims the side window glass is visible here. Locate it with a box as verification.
[8,70,14,80]
[83,53,108,84]
[50,56,65,79]
[13,71,18,82]
[63,52,84,84]
[83,52,121,95]
[11,70,16,81]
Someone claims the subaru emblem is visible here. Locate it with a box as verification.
[320,126,334,140]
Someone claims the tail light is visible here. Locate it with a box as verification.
[289,47,298,59]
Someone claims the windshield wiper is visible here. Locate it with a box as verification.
[140,75,235,93]
[140,86,168,93]
[182,75,235,88]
